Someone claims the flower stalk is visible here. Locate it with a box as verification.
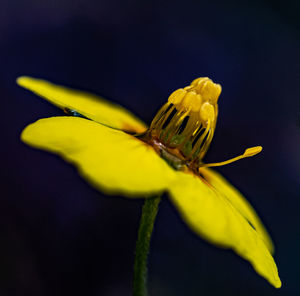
[133,196,161,296]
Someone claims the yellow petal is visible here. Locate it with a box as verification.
[168,171,281,288]
[17,76,147,133]
[200,167,274,254]
[21,117,175,196]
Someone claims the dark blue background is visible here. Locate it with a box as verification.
[0,0,299,295]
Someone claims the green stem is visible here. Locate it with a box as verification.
[133,196,161,296]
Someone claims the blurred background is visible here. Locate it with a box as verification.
[0,0,299,295]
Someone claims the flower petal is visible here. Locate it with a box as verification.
[21,116,175,196]
[168,171,281,288]
[200,167,274,254]
[17,76,147,133]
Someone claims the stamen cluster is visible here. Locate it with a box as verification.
[148,77,221,162]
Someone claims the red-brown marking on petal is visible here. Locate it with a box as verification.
[122,122,147,134]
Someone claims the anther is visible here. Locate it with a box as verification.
[200,80,222,104]
[168,89,187,105]
[200,102,215,123]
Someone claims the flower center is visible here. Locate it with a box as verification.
[137,77,262,172]
[148,77,221,163]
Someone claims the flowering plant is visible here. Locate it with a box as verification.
[18,76,281,294]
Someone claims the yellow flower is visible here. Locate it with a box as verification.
[18,76,281,288]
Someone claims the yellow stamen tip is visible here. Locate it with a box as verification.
[244,146,263,157]
[168,88,187,105]
[192,94,203,112]
[200,80,222,104]
[190,77,210,88]
[181,91,201,112]
[200,102,215,122]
